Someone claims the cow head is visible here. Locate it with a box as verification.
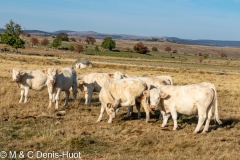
[105,99,121,118]
[42,68,62,85]
[77,80,85,92]
[9,68,25,82]
[144,88,168,109]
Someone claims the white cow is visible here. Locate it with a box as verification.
[97,78,151,123]
[9,68,47,103]
[144,82,222,133]
[78,71,127,105]
[42,67,78,110]
[126,75,173,119]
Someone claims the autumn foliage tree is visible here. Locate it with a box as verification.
[75,44,83,53]
[30,37,39,47]
[40,38,49,50]
[165,46,172,52]
[133,42,150,54]
[85,36,96,45]
[69,37,76,42]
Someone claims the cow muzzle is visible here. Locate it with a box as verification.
[50,80,55,84]
[150,105,156,109]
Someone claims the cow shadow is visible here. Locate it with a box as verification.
[178,114,239,132]
[120,111,239,131]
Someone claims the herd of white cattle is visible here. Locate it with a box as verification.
[9,66,222,134]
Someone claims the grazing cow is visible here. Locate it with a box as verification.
[9,68,47,103]
[42,67,78,110]
[96,78,152,123]
[78,71,127,105]
[126,75,173,119]
[144,83,222,133]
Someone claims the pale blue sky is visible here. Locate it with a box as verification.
[1,0,240,40]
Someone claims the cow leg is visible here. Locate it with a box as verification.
[125,106,133,118]
[136,101,141,119]
[64,90,70,106]
[171,111,178,130]
[19,88,24,103]
[202,107,212,133]
[96,105,105,123]
[140,99,150,123]
[72,86,77,102]
[85,91,93,105]
[55,89,61,110]
[23,87,29,103]
[194,109,207,134]
[48,89,53,109]
[161,111,171,128]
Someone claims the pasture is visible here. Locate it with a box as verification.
[0,43,240,160]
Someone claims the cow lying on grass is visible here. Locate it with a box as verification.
[144,82,222,133]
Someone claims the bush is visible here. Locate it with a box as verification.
[133,42,149,54]
[152,46,158,52]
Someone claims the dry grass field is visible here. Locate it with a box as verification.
[0,42,240,160]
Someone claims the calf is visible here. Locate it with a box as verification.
[42,67,78,110]
[9,68,47,103]
[144,82,222,133]
[97,78,151,123]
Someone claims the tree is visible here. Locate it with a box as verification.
[85,36,96,45]
[56,33,69,41]
[133,42,149,54]
[52,38,62,48]
[40,38,49,50]
[0,20,25,52]
[101,37,116,50]
[30,37,39,47]
[75,44,83,53]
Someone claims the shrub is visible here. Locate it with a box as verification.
[152,46,158,52]
[133,42,149,54]
[75,44,83,53]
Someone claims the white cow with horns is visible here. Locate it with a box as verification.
[144,82,222,133]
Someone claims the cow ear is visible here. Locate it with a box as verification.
[160,92,168,99]
[143,90,150,97]
[57,69,62,74]
[108,74,114,78]
[20,71,25,75]
[107,103,112,108]
[42,69,47,74]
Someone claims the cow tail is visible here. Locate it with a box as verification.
[212,88,222,125]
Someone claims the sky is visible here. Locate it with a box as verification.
[1,0,240,41]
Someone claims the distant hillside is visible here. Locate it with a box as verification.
[166,37,240,47]
[1,28,240,46]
